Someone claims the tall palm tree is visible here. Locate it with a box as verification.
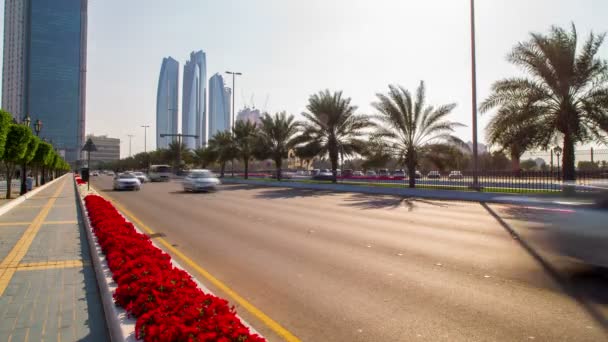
[298,90,373,183]
[372,81,465,188]
[232,120,258,179]
[167,140,190,171]
[193,146,218,168]
[257,112,300,181]
[480,24,608,180]
[208,131,237,178]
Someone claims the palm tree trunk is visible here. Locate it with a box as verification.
[407,150,416,188]
[562,135,575,181]
[220,162,226,178]
[275,158,282,181]
[510,150,521,173]
[244,158,249,179]
[329,147,339,184]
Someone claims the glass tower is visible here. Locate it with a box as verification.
[182,51,206,149]
[156,57,179,149]
[208,73,231,139]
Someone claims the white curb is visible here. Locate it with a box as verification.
[75,182,263,341]
[0,174,69,216]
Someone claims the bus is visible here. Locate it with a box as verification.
[148,165,172,182]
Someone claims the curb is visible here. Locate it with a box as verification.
[0,174,69,216]
[76,183,263,341]
[73,179,137,342]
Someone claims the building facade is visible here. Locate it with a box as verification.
[208,73,231,139]
[2,0,88,163]
[155,57,179,149]
[182,50,206,149]
[236,106,262,126]
[85,134,120,168]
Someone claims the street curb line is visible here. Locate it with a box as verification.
[74,180,137,342]
[0,174,69,217]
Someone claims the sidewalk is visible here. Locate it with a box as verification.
[0,175,108,341]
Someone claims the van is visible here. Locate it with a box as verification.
[148,165,172,182]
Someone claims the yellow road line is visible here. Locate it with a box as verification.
[0,220,78,227]
[97,188,301,342]
[0,180,66,295]
[14,259,89,271]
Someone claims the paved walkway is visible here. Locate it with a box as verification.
[0,176,108,341]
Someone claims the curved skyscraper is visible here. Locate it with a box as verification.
[156,57,179,149]
[208,73,231,139]
[182,51,206,149]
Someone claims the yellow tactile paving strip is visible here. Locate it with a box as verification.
[0,220,78,227]
[0,180,66,296]
[11,259,90,271]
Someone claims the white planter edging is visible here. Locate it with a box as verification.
[0,174,68,216]
[75,182,263,341]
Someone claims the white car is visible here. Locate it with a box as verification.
[113,173,141,191]
[183,169,220,192]
[133,171,149,183]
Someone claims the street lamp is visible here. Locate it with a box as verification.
[553,146,562,181]
[141,125,150,153]
[469,0,480,190]
[19,114,32,195]
[225,71,242,177]
[34,119,42,136]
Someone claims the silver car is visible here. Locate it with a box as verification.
[113,173,141,191]
[133,171,149,183]
[183,169,221,192]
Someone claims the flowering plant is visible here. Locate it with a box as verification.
[84,195,265,342]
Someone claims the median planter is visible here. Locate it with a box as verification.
[76,181,264,342]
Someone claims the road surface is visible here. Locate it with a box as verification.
[91,176,608,341]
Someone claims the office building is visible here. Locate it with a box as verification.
[85,134,120,167]
[182,50,206,149]
[2,0,88,163]
[208,73,231,138]
[156,57,179,149]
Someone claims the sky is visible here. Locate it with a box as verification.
[2,0,608,158]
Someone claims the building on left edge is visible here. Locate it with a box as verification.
[2,0,88,164]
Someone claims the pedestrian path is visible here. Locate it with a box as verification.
[0,176,108,341]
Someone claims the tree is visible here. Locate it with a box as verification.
[480,24,608,180]
[298,90,373,183]
[520,159,538,171]
[360,137,392,171]
[167,140,191,171]
[373,81,465,188]
[232,120,258,179]
[2,124,32,198]
[294,141,322,170]
[0,110,12,157]
[32,141,52,185]
[20,135,40,192]
[208,131,237,178]
[193,146,218,168]
[256,112,300,180]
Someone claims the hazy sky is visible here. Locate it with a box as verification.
[2,0,608,157]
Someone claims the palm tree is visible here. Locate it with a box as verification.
[372,81,465,188]
[193,146,218,168]
[208,131,237,178]
[232,120,258,179]
[480,24,608,180]
[167,140,190,172]
[298,90,373,183]
[256,112,300,181]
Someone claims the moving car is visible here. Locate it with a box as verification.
[148,164,172,182]
[448,170,464,179]
[353,171,364,176]
[113,173,141,191]
[378,169,390,177]
[91,171,99,176]
[393,169,406,178]
[182,169,221,192]
[427,171,441,179]
[133,171,149,183]
[366,170,377,177]
[312,169,334,181]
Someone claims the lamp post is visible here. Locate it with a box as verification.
[469,0,480,190]
[20,115,32,195]
[225,71,242,177]
[554,146,562,181]
[141,125,149,153]
[127,134,134,157]
[33,119,42,186]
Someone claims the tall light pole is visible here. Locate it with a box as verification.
[225,71,242,130]
[19,115,32,195]
[141,125,150,153]
[127,134,134,157]
[469,0,480,190]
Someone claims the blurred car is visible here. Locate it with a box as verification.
[183,169,221,192]
[378,169,390,177]
[149,164,172,182]
[427,171,441,179]
[366,170,377,177]
[133,171,149,183]
[342,169,353,178]
[413,170,423,179]
[448,170,464,180]
[91,171,99,176]
[313,169,334,181]
[311,169,321,176]
[113,173,141,191]
[353,171,364,177]
[393,169,406,177]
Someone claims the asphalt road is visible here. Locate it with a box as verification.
[91,176,608,341]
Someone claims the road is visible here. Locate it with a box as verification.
[91,176,608,341]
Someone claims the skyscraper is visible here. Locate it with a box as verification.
[2,0,88,163]
[182,51,206,149]
[156,57,179,149]
[208,73,231,139]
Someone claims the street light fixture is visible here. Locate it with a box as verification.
[553,146,562,181]
[34,119,42,136]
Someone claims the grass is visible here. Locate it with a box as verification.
[223,177,560,195]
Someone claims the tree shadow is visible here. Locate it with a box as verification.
[254,187,336,199]
[218,184,259,192]
[341,193,448,211]
[481,202,608,332]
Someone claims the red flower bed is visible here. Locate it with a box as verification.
[75,174,86,185]
[84,194,265,342]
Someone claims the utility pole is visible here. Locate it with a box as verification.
[225,71,242,177]
[469,0,480,190]
[127,134,134,157]
[141,125,150,153]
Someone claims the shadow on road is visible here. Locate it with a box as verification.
[254,188,336,199]
[218,184,259,192]
[481,202,608,333]
[341,193,448,211]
